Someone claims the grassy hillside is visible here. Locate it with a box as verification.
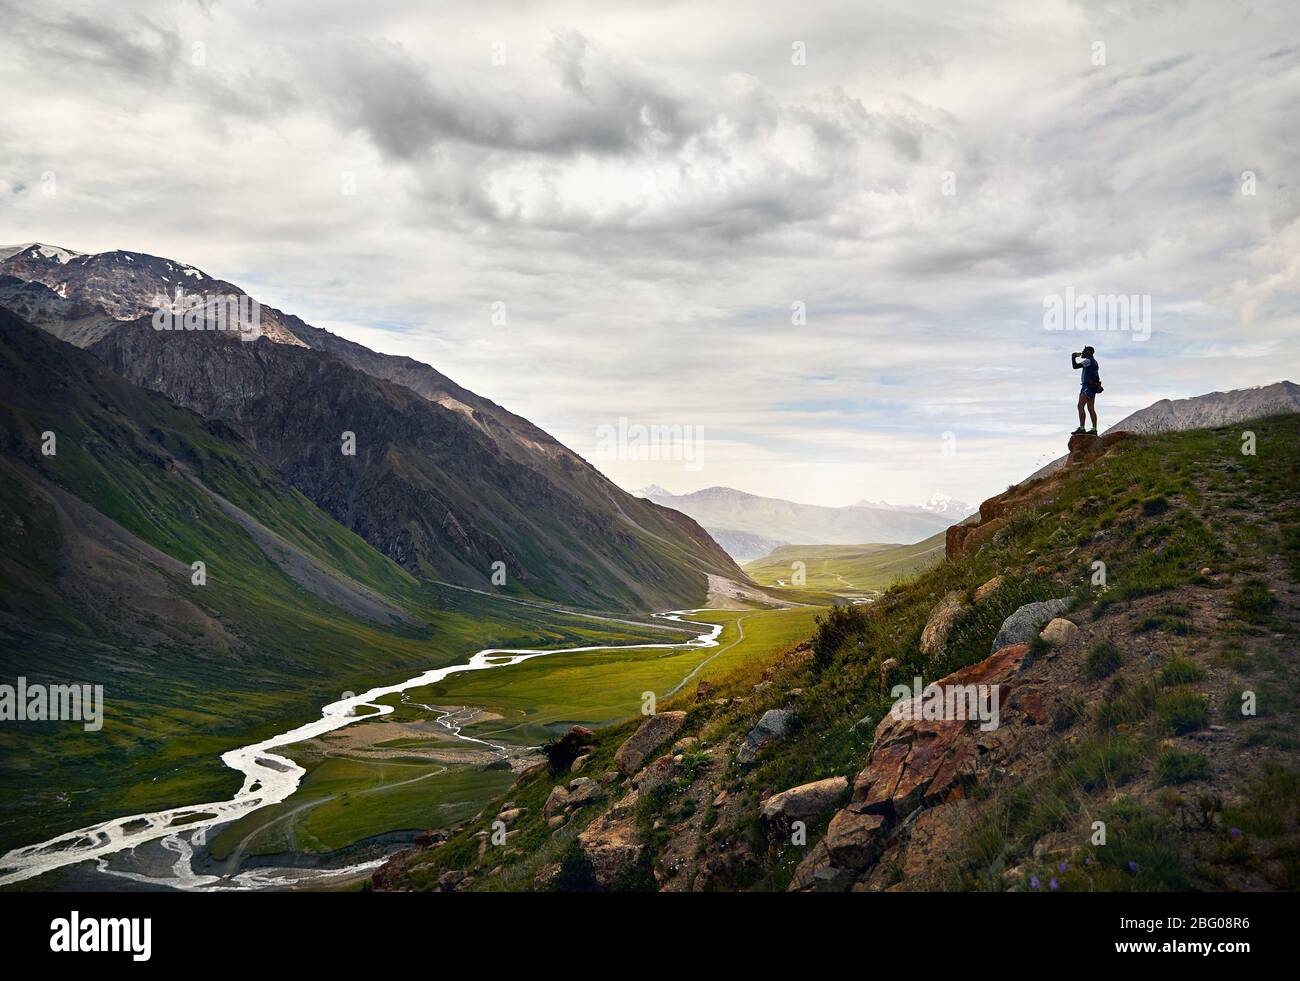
[745,532,947,594]
[378,415,1299,892]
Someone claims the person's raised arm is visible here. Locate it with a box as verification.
[1072,352,1082,369]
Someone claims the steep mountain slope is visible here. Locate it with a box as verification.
[374,414,1300,892]
[0,247,742,611]
[641,485,952,556]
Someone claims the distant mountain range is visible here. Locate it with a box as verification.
[853,492,973,520]
[0,243,741,611]
[634,485,962,561]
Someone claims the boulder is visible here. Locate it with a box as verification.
[614,711,687,775]
[1066,432,1106,466]
[569,754,591,773]
[736,708,794,764]
[542,784,570,817]
[760,776,849,826]
[919,590,966,660]
[566,776,604,809]
[577,816,645,889]
[823,808,888,869]
[513,760,546,784]
[495,807,525,826]
[973,575,1005,604]
[631,754,676,794]
[1039,617,1078,646]
[990,598,1071,654]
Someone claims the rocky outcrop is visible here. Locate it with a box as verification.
[736,709,793,764]
[614,711,687,775]
[946,431,1132,559]
[918,590,966,661]
[991,598,1071,653]
[760,776,849,827]
[790,642,1047,891]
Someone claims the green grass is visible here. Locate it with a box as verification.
[744,532,947,594]
[1156,690,1210,734]
[394,606,825,744]
[1086,641,1124,679]
[1158,657,1206,687]
[1156,749,1211,785]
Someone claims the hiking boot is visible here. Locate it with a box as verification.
[1087,428,1098,435]
[1072,426,1086,434]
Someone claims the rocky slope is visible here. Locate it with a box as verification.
[1106,381,1300,435]
[373,414,1299,892]
[0,247,742,610]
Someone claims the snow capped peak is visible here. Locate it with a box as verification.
[633,484,674,499]
[0,243,84,264]
[853,493,973,518]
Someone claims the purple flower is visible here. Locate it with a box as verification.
[1058,861,1068,873]
[1049,877,1060,891]
[1127,861,1139,874]
[1229,827,1242,838]
[1030,875,1041,890]
[1085,856,1094,866]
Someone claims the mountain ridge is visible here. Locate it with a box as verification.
[0,245,742,611]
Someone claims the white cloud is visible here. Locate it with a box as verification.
[1,0,1297,507]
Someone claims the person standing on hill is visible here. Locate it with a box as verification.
[1072,346,1102,434]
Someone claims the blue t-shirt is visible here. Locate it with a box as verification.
[1078,356,1099,387]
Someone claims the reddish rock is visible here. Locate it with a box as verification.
[854,643,1031,818]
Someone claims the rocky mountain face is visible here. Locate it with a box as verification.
[639,485,953,559]
[1105,380,1300,435]
[0,245,741,611]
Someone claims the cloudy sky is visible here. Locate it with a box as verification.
[2,0,1297,507]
